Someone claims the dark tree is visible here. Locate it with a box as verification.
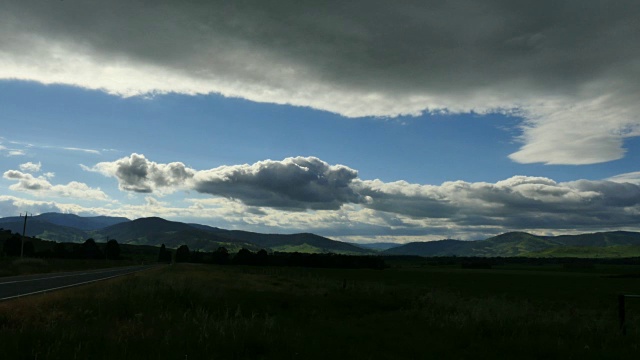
[158,243,172,263]
[23,241,35,257]
[255,249,269,266]
[105,239,121,260]
[191,250,204,263]
[175,245,191,263]
[232,248,254,265]
[2,234,21,257]
[211,247,229,265]
[82,238,103,259]
[53,242,68,259]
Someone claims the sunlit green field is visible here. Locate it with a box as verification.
[2,262,640,359]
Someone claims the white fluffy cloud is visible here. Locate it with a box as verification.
[86,153,195,194]
[19,161,41,173]
[87,154,640,234]
[1,1,639,165]
[3,170,109,201]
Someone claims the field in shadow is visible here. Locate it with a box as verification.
[1,261,640,359]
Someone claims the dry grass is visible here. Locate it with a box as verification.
[1,263,640,359]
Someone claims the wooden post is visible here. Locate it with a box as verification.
[619,294,626,335]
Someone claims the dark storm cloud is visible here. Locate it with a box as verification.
[4,0,637,96]
[89,154,361,210]
[192,157,361,210]
[2,1,639,164]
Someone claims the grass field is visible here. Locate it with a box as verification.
[1,261,640,359]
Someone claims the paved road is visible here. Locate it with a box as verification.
[0,265,160,301]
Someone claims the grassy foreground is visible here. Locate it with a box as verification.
[1,263,640,359]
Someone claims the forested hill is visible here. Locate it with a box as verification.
[382,231,640,257]
[0,214,371,254]
[2,213,640,257]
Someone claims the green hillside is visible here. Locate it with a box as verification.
[4,213,640,258]
[0,220,88,243]
[525,245,640,258]
[383,231,640,258]
[467,232,561,257]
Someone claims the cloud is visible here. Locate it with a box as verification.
[0,195,69,217]
[3,170,109,201]
[192,157,361,210]
[8,150,26,157]
[4,170,50,191]
[62,147,101,155]
[607,171,640,185]
[90,154,640,234]
[1,1,639,165]
[19,161,41,173]
[3,159,640,241]
[0,141,29,157]
[89,154,361,210]
[85,153,195,194]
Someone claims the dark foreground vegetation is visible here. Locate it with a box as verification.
[0,230,157,277]
[171,244,386,270]
[2,259,640,359]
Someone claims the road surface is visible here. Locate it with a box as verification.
[0,265,159,301]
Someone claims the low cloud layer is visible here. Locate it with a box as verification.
[1,1,639,165]
[3,169,108,201]
[87,154,640,233]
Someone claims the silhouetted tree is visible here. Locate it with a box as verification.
[232,248,254,265]
[175,245,191,263]
[23,241,35,257]
[255,249,269,265]
[191,250,204,263]
[105,239,121,260]
[82,238,103,259]
[2,234,21,257]
[158,243,172,263]
[53,242,68,259]
[211,247,229,264]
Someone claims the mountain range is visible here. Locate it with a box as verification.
[2,213,640,257]
[0,213,370,254]
[383,231,640,257]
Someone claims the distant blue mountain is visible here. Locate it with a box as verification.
[349,242,401,251]
[0,212,129,231]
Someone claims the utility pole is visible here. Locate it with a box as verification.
[20,212,30,258]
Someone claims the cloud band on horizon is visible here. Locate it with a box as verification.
[83,153,640,232]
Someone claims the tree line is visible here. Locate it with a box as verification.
[162,244,386,270]
[1,229,120,260]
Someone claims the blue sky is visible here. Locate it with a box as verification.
[1,1,639,242]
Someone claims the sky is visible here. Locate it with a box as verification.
[1,0,640,243]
